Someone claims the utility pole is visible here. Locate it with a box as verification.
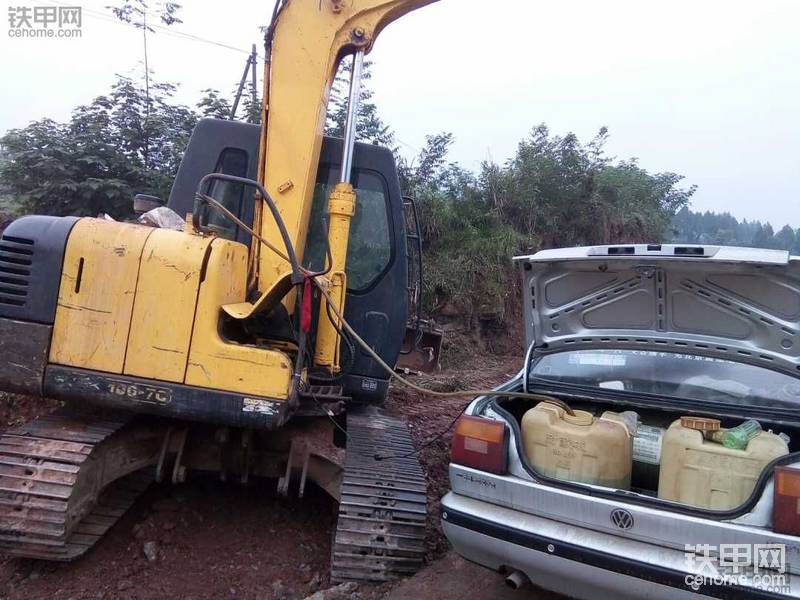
[231,44,258,120]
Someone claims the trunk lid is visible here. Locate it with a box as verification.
[514,244,800,378]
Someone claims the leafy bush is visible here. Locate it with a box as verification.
[399,126,695,324]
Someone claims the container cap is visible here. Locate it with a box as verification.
[680,416,721,433]
[563,410,594,426]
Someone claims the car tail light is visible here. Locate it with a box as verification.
[451,415,508,475]
[773,466,800,535]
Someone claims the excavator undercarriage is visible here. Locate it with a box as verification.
[0,412,159,560]
[0,404,427,581]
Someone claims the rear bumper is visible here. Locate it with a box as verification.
[441,492,797,600]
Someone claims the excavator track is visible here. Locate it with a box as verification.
[332,407,427,583]
[0,412,157,560]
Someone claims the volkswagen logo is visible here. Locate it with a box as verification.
[610,508,634,530]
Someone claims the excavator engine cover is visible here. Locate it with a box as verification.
[1,215,294,430]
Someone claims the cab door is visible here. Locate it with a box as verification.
[306,140,408,403]
[169,120,408,403]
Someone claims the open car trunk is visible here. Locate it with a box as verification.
[496,244,800,517]
[492,388,800,518]
[445,246,800,589]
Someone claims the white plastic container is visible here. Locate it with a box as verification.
[658,418,789,510]
[521,402,633,489]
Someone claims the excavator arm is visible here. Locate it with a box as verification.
[258,0,437,269]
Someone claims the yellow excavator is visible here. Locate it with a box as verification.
[0,0,440,582]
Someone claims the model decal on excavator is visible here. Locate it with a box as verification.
[107,380,173,405]
[242,398,281,415]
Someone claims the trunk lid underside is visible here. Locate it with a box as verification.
[515,244,800,377]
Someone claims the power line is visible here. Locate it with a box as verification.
[51,1,263,58]
[395,137,422,154]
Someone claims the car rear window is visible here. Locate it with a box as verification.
[529,349,800,409]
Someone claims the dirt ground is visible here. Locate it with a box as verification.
[0,355,551,600]
[383,354,521,561]
[385,551,558,600]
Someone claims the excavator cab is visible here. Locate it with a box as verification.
[166,118,408,404]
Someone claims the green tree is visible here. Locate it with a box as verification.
[325,59,394,146]
[666,209,800,250]
[0,143,16,219]
[774,224,797,251]
[753,223,775,248]
[197,88,232,119]
[241,89,262,125]
[476,125,692,248]
[0,74,196,218]
[399,125,694,322]
[1,117,133,217]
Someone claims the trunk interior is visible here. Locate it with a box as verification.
[494,391,800,515]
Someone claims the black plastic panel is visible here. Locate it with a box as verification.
[0,318,51,395]
[45,366,290,430]
[168,118,261,247]
[0,216,78,323]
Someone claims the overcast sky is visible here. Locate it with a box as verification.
[1,0,798,227]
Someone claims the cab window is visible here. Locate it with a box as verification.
[305,168,393,291]
[204,148,249,241]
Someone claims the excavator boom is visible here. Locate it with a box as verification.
[237,0,438,371]
[257,0,437,281]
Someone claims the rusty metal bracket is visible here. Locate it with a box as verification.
[216,427,230,482]
[241,429,253,485]
[155,427,174,483]
[277,439,310,497]
[171,428,189,484]
[298,447,310,499]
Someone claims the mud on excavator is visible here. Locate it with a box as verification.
[0,0,441,582]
